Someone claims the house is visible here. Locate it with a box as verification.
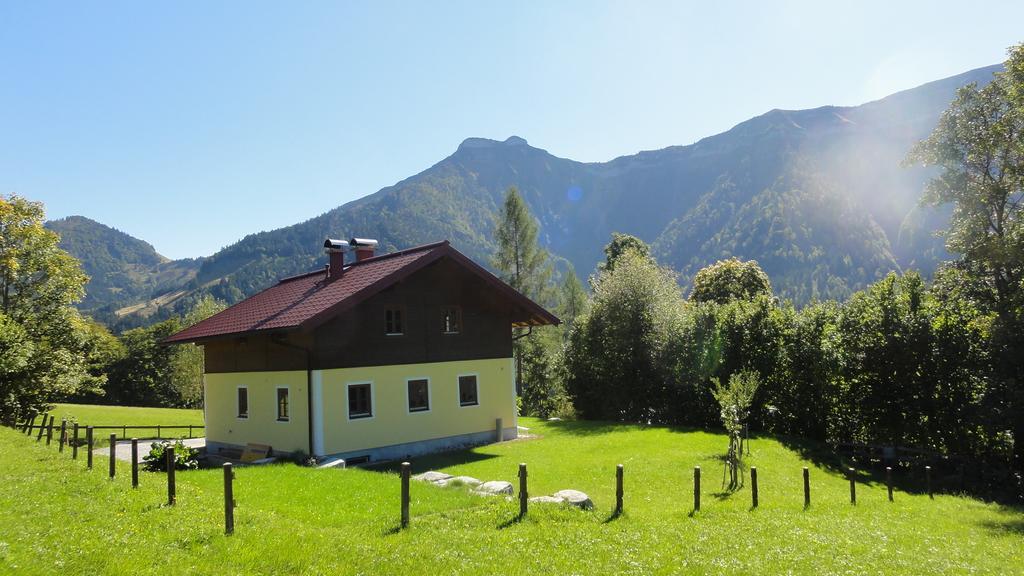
[164,238,559,463]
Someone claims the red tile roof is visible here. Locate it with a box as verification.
[164,241,558,344]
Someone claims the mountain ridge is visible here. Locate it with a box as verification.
[51,63,1003,328]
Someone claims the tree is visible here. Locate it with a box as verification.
[557,265,587,338]
[690,258,773,304]
[104,296,226,408]
[907,43,1024,471]
[564,249,683,421]
[0,194,97,424]
[170,295,226,407]
[492,187,552,303]
[600,233,652,273]
[492,187,555,397]
[712,370,760,490]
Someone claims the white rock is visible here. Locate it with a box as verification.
[438,475,482,488]
[474,480,514,496]
[552,489,593,510]
[547,417,562,421]
[413,471,453,484]
[528,495,564,504]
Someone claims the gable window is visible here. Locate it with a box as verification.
[237,387,248,419]
[385,307,404,335]
[348,383,373,419]
[276,387,290,422]
[407,378,430,412]
[458,375,479,407]
[441,306,462,334]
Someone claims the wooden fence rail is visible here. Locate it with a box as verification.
[21,423,204,440]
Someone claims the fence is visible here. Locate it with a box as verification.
[22,422,204,441]
[13,413,945,537]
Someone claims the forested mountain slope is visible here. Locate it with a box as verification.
[52,64,1002,325]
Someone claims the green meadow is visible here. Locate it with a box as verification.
[1,412,1021,575]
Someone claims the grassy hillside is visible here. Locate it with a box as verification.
[46,403,205,428]
[2,418,1021,574]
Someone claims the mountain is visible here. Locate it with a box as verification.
[45,216,203,320]
[52,64,1002,325]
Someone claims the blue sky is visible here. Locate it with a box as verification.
[2,1,1021,259]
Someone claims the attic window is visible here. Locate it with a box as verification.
[385,307,404,336]
[442,307,462,334]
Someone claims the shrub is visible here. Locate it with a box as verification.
[142,439,199,471]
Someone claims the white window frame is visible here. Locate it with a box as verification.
[275,386,290,423]
[346,381,375,421]
[406,377,432,414]
[236,385,249,420]
[457,373,480,408]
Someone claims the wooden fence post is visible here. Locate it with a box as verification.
[122,425,126,440]
[86,427,94,469]
[886,466,893,502]
[400,462,410,528]
[72,423,79,460]
[750,466,759,508]
[693,466,701,512]
[25,414,37,435]
[109,434,117,479]
[131,439,139,488]
[518,463,528,518]
[615,464,624,516]
[223,463,235,535]
[188,425,193,439]
[925,465,933,499]
[36,415,47,441]
[803,467,810,508]
[58,419,67,453]
[167,446,176,506]
[156,425,161,438]
[46,417,54,446]
[848,468,856,505]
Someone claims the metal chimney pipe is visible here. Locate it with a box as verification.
[323,239,350,280]
[350,238,379,262]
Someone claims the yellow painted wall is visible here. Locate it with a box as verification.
[316,357,514,456]
[204,370,309,454]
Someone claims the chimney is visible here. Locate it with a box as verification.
[350,238,379,262]
[323,239,350,280]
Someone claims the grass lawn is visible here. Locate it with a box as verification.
[43,403,205,430]
[1,418,1022,575]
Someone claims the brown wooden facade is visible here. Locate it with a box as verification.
[203,258,514,374]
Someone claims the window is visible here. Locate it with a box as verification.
[407,378,430,412]
[385,307,404,335]
[441,306,462,334]
[348,383,373,419]
[276,387,289,422]
[458,375,479,407]
[237,387,248,419]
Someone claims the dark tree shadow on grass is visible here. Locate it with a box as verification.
[541,419,702,437]
[979,518,1024,535]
